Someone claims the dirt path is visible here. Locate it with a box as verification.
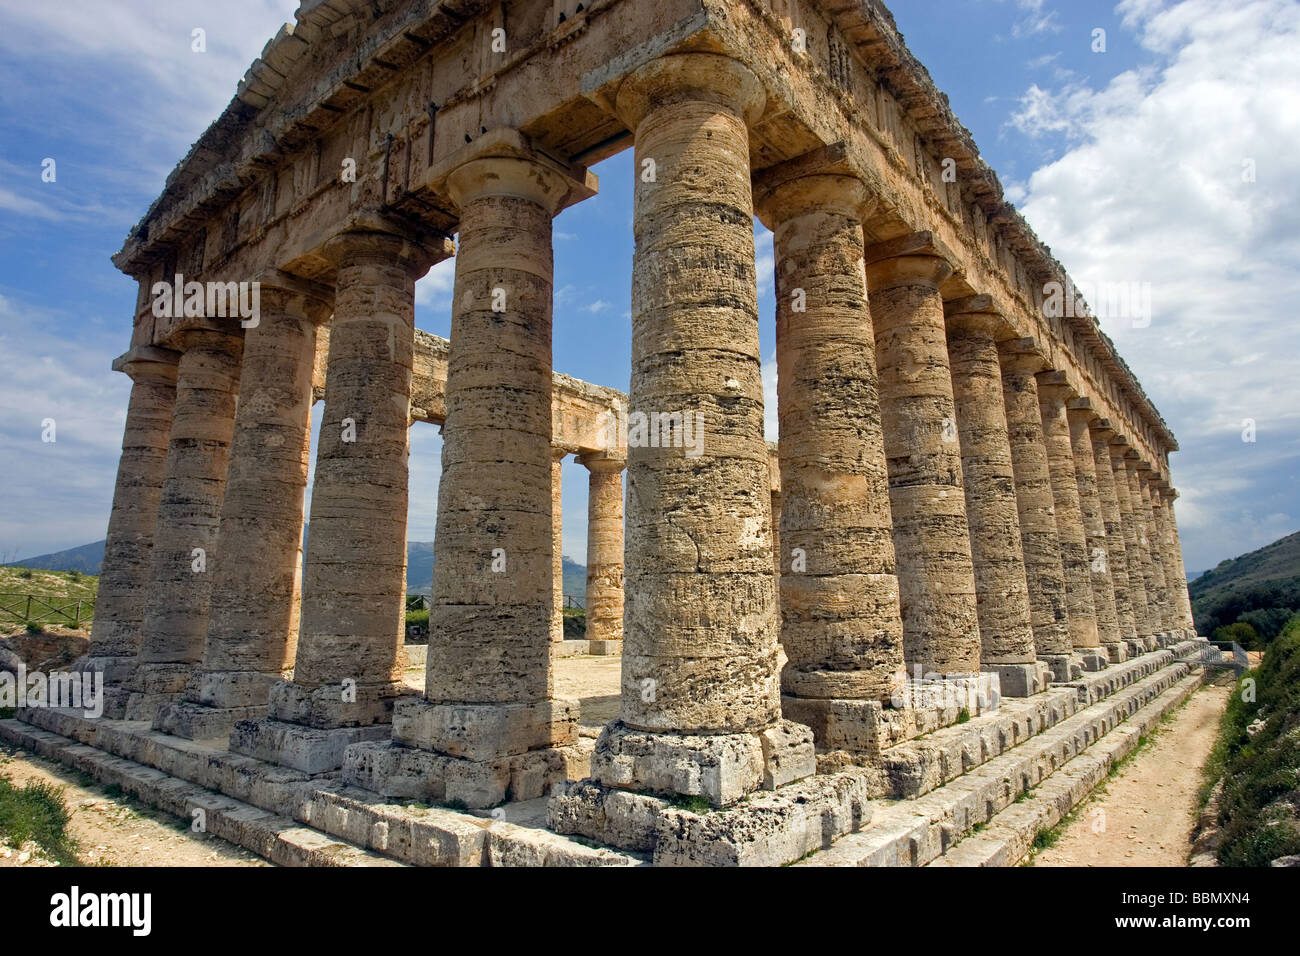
[0,745,267,867]
[1032,682,1232,867]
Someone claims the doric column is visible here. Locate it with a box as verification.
[581,53,812,808]
[155,275,331,740]
[581,453,624,654]
[1158,488,1197,635]
[230,228,442,774]
[1088,419,1138,645]
[123,329,242,719]
[81,346,179,679]
[1067,402,1125,662]
[1121,454,1164,643]
[551,449,566,644]
[945,299,1046,696]
[755,165,908,749]
[999,343,1074,680]
[865,233,981,678]
[1037,373,1105,670]
[1108,439,1153,642]
[1137,466,1173,636]
[340,130,592,807]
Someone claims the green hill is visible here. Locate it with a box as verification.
[1189,529,1300,644]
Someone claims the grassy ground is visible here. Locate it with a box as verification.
[0,771,78,865]
[1201,614,1300,865]
[0,566,98,629]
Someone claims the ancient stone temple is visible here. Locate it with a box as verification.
[3,0,1208,867]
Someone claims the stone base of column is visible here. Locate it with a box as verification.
[342,739,582,808]
[1104,642,1132,664]
[68,655,137,684]
[151,669,282,740]
[120,662,194,722]
[1078,650,1109,672]
[584,720,816,809]
[1039,654,1082,683]
[549,767,875,866]
[589,639,622,656]
[337,695,581,809]
[782,672,1000,769]
[984,661,1051,698]
[228,679,411,774]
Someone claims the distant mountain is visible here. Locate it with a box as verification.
[395,540,587,601]
[1189,529,1300,640]
[6,540,106,575]
[6,536,589,602]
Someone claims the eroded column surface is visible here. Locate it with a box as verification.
[1000,347,1074,680]
[757,171,907,743]
[156,279,329,740]
[1089,420,1138,645]
[945,303,1045,696]
[1067,404,1124,662]
[1158,489,1197,635]
[866,238,981,677]
[586,53,813,807]
[126,330,243,718]
[1137,468,1173,636]
[1122,455,1163,641]
[1037,375,1104,670]
[582,454,624,654]
[551,450,566,644]
[231,229,436,774]
[346,132,591,808]
[1109,441,1153,640]
[82,347,179,678]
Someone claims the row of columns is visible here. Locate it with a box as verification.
[85,50,1195,810]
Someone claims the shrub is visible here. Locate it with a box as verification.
[1213,615,1300,866]
[1212,621,1260,648]
[0,774,77,865]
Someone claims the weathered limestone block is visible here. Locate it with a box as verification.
[1108,439,1153,639]
[945,299,1044,696]
[581,453,625,653]
[159,277,331,740]
[999,346,1074,680]
[866,234,981,677]
[754,166,905,717]
[80,347,179,673]
[129,328,243,717]
[1088,419,1138,645]
[1067,403,1123,659]
[1037,374,1103,670]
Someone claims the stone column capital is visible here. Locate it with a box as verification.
[754,173,874,228]
[1034,369,1074,402]
[944,294,1007,338]
[112,346,180,386]
[863,231,956,293]
[250,269,334,324]
[322,228,446,279]
[578,451,625,473]
[997,337,1050,375]
[1088,417,1117,441]
[613,52,765,130]
[166,326,244,356]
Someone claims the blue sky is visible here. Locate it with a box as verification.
[1,0,1296,578]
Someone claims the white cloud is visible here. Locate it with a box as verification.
[1007,0,1300,570]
